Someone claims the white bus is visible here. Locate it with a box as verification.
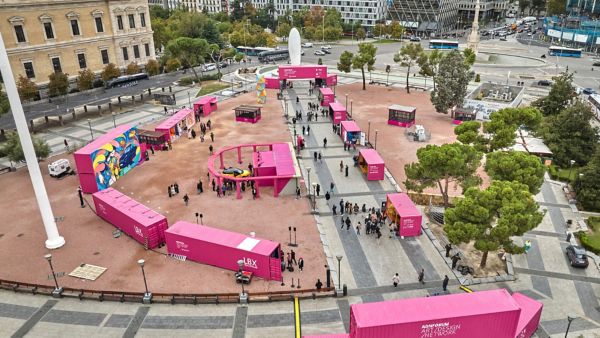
[429,40,459,49]
[589,94,600,120]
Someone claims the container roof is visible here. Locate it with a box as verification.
[359,149,384,165]
[387,193,421,217]
[75,124,134,156]
[92,188,166,227]
[389,104,416,112]
[329,101,346,112]
[320,87,334,95]
[341,120,360,133]
[193,96,217,105]
[155,108,194,131]
[512,293,543,335]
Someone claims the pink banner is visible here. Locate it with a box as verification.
[278,65,327,80]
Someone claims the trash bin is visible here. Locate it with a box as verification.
[343,284,348,296]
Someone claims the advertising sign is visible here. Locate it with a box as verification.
[278,65,327,80]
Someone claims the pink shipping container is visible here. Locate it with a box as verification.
[386,193,422,237]
[340,120,361,144]
[193,96,218,117]
[278,65,327,80]
[326,74,338,86]
[92,188,168,249]
[265,76,281,89]
[303,335,349,338]
[329,101,348,124]
[165,221,283,281]
[319,88,335,107]
[155,108,196,141]
[357,149,385,181]
[349,289,521,338]
[512,293,543,338]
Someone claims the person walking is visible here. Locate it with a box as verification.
[209,144,214,155]
[168,185,172,198]
[164,106,168,114]
[197,180,203,194]
[323,137,327,148]
[212,179,216,191]
[332,205,337,215]
[392,273,400,287]
[445,243,452,257]
[252,187,257,199]
[296,187,301,199]
[330,182,335,195]
[210,132,214,142]
[302,126,306,135]
[314,151,318,161]
[183,194,189,206]
[418,268,425,284]
[298,257,304,271]
[340,161,344,172]
[307,125,310,135]
[442,275,449,291]
[174,183,179,194]
[325,191,331,204]
[316,184,320,196]
[291,250,297,265]
[356,222,362,235]
[451,253,461,269]
[339,199,344,215]
[287,253,292,269]
[345,217,351,231]
[345,165,349,177]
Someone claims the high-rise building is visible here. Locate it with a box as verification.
[457,0,507,26]
[0,0,156,86]
[274,0,388,28]
[387,0,459,35]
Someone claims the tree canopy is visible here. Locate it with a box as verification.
[47,72,69,97]
[337,51,353,73]
[445,180,544,267]
[485,151,545,194]
[352,43,377,90]
[404,143,482,207]
[532,72,576,116]
[431,50,473,114]
[1,131,50,163]
[417,49,443,90]
[394,43,425,93]
[573,148,600,211]
[166,37,210,83]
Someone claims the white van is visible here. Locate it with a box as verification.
[202,63,216,72]
[302,42,313,48]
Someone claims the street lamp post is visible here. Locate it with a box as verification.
[87,119,94,140]
[138,259,152,304]
[565,314,577,337]
[187,91,191,108]
[367,120,371,145]
[335,255,343,291]
[569,159,576,182]
[311,182,318,212]
[374,130,379,150]
[350,100,353,118]
[345,94,348,109]
[44,254,63,298]
[111,112,117,128]
[237,259,248,304]
[306,167,311,199]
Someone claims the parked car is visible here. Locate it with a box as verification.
[321,45,332,50]
[409,36,421,42]
[500,37,507,41]
[314,50,326,56]
[537,80,552,86]
[302,42,313,48]
[202,63,216,71]
[219,62,228,68]
[320,49,331,54]
[566,245,589,268]
[593,61,600,67]
[583,88,597,95]
[222,167,251,178]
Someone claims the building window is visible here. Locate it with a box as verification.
[144,43,150,57]
[140,13,146,27]
[14,25,26,43]
[122,47,129,61]
[117,15,124,30]
[128,14,136,28]
[44,22,54,39]
[95,17,104,33]
[23,62,35,79]
[51,57,62,73]
[71,19,81,36]
[133,45,140,59]
[77,53,87,69]
[101,49,109,64]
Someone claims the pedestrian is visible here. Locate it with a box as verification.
[318,152,322,163]
[164,106,168,114]
[315,278,323,290]
[345,165,349,177]
[418,268,425,284]
[445,243,452,257]
[392,273,400,287]
[212,179,216,191]
[64,139,69,152]
[323,137,327,148]
[339,199,344,215]
[346,217,351,231]
[451,253,461,269]
[325,191,331,203]
[183,194,189,206]
[207,119,212,130]
[296,97,299,103]
[291,250,297,265]
[314,151,318,161]
[524,240,532,254]
[168,185,172,198]
[332,205,337,215]
[221,184,226,197]
[209,144,213,155]
[281,258,286,272]
[296,187,301,199]
[316,184,320,196]
[307,125,310,135]
[442,275,449,291]
[210,132,214,142]
[298,257,304,271]
[252,187,257,199]
[174,183,179,194]
[330,182,335,195]
[197,180,203,194]
[356,222,362,235]
[302,126,306,135]
[340,161,344,172]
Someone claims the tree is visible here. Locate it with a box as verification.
[356,27,366,40]
[573,148,600,211]
[254,4,275,28]
[547,0,567,15]
[1,131,50,163]
[389,21,404,39]
[519,0,531,14]
[454,121,489,153]
[165,58,181,72]
[0,89,10,116]
[395,43,425,94]
[463,48,476,66]
[417,49,443,90]
[145,59,160,76]
[76,69,95,91]
[352,42,377,90]
[209,44,236,78]
[16,75,38,101]
[445,180,544,268]
[166,37,210,83]
[404,143,483,207]
[431,50,473,114]
[150,5,171,20]
[485,151,545,194]
[276,22,291,40]
[47,72,69,97]
[373,23,387,38]
[337,51,354,73]
[531,0,546,14]
[125,62,140,75]
[324,26,342,41]
[532,72,576,116]
[540,101,599,166]
[101,63,121,82]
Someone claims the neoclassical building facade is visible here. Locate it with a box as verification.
[0,0,156,86]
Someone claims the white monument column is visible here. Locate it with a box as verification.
[288,27,302,66]
[467,0,481,54]
[0,33,65,249]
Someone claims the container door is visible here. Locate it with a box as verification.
[269,257,282,281]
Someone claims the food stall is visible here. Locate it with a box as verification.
[357,149,384,181]
[234,105,262,123]
[137,129,167,151]
[165,221,283,281]
[92,188,168,249]
[193,96,218,118]
[265,76,280,89]
[386,193,422,237]
[340,120,361,144]
[326,74,338,86]
[318,87,335,107]
[453,107,477,125]
[154,108,195,142]
[388,104,416,127]
[329,101,348,124]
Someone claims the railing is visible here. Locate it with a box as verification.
[0,279,335,304]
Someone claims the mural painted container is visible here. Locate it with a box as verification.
[165,221,283,281]
[74,124,143,193]
[92,188,168,249]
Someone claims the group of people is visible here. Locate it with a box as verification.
[211,178,257,199]
[281,249,304,272]
[167,183,180,198]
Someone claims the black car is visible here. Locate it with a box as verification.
[593,61,600,67]
[566,245,589,268]
[320,48,331,54]
[537,80,552,86]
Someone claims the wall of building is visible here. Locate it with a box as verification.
[0,0,155,86]
[274,0,387,28]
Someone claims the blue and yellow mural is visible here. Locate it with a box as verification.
[91,128,142,191]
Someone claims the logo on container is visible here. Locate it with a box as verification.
[98,204,107,215]
[134,226,143,237]
[243,257,258,269]
[404,218,414,229]
[175,241,189,252]
[420,322,461,337]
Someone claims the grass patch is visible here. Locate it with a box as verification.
[547,164,580,183]
[373,39,400,44]
[578,216,600,255]
[196,82,230,97]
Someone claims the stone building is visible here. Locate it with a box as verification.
[0,0,156,86]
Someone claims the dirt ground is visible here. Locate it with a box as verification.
[0,90,326,294]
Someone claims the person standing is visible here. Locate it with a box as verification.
[451,253,461,269]
[296,187,301,199]
[287,253,293,269]
[197,180,203,194]
[168,185,172,198]
[252,187,257,199]
[445,243,452,257]
[64,139,69,152]
[418,268,425,284]
[210,132,214,142]
[291,250,297,265]
[298,257,304,271]
[356,222,362,235]
[323,137,327,148]
[339,161,344,172]
[307,125,310,135]
[332,205,337,215]
[302,126,306,135]
[174,183,179,194]
[346,217,351,231]
[442,275,449,291]
[315,279,323,290]
[316,184,321,196]
[392,273,400,287]
[212,179,216,191]
[209,144,214,155]
[339,199,344,215]
[325,191,331,204]
[183,194,189,206]
[330,182,335,195]
[345,165,349,177]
